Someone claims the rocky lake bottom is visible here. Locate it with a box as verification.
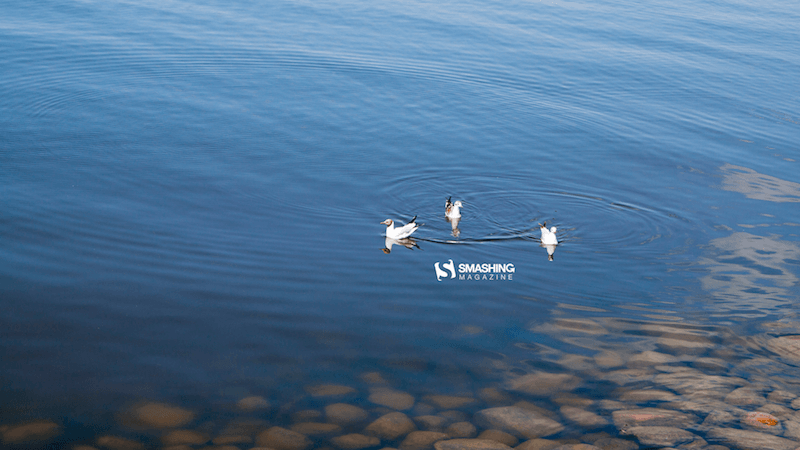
[5,315,800,450]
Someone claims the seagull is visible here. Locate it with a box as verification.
[445,197,463,219]
[381,216,420,239]
[540,222,558,245]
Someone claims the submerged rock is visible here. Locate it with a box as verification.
[725,388,767,407]
[514,439,562,450]
[326,403,370,426]
[0,421,61,444]
[707,427,800,450]
[612,408,697,429]
[237,395,271,411]
[590,437,638,450]
[255,426,312,450]
[445,422,477,438]
[290,422,343,436]
[473,406,564,439]
[307,384,358,397]
[96,435,146,450]
[370,388,416,411]
[398,431,449,450]
[621,426,696,447]
[559,406,609,429]
[425,395,477,409]
[161,429,209,446]
[365,412,417,440]
[742,411,782,434]
[507,372,582,396]
[617,389,678,402]
[123,402,194,428]
[475,430,517,447]
[331,433,381,449]
[433,438,513,450]
[212,434,253,445]
[414,415,448,432]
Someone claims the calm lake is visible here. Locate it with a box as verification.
[2,0,800,448]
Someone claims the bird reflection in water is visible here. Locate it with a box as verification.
[447,216,461,237]
[542,243,557,261]
[382,236,420,254]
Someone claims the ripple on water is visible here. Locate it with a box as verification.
[375,169,680,255]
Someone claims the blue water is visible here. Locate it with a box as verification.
[2,0,800,446]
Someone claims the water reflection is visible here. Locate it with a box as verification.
[542,243,557,261]
[720,164,800,203]
[382,237,420,254]
[700,232,799,315]
[447,216,461,238]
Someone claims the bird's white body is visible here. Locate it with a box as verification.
[445,197,463,219]
[540,223,558,245]
[381,217,419,239]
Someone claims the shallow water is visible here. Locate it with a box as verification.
[2,0,800,447]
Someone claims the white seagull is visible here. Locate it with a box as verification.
[381,216,420,239]
[445,197,463,219]
[540,222,558,245]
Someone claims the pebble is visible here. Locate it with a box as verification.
[307,384,358,398]
[212,434,253,445]
[433,438,513,450]
[612,408,698,429]
[414,415,448,432]
[550,445,602,450]
[361,372,390,385]
[627,351,679,367]
[707,427,800,450]
[475,430,517,447]
[326,403,370,426]
[161,429,209,445]
[590,437,638,450]
[0,420,61,444]
[398,431,449,450]
[621,426,697,447]
[96,435,146,450]
[559,406,608,429]
[725,388,767,406]
[123,402,194,428]
[331,433,381,449]
[445,422,477,438]
[618,389,678,402]
[290,422,343,436]
[506,372,582,396]
[237,396,271,411]
[478,388,513,405]
[364,412,417,440]
[369,388,416,410]
[473,406,564,439]
[767,335,800,363]
[425,396,477,409]
[514,439,562,450]
[594,351,626,368]
[255,426,313,450]
[742,411,782,434]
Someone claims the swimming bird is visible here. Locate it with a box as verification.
[381,216,420,239]
[540,222,558,245]
[445,197,463,219]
